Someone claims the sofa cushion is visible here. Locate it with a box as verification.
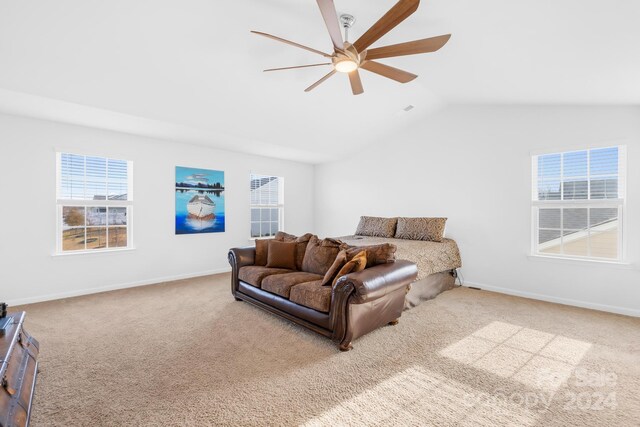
[302,236,342,276]
[275,232,314,270]
[266,240,297,270]
[344,243,397,268]
[355,216,397,238]
[290,280,332,313]
[394,217,447,242]
[262,272,324,298]
[238,266,294,288]
[321,250,347,286]
[254,238,271,266]
[332,250,367,287]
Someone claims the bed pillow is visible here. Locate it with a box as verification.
[302,236,343,276]
[321,250,347,286]
[332,251,367,288]
[395,217,447,242]
[275,231,314,270]
[344,243,396,268]
[266,240,297,270]
[355,216,397,238]
[254,238,271,266]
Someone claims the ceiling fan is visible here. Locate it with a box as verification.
[251,0,451,95]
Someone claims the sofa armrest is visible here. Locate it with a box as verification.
[339,260,418,304]
[228,247,256,270]
[228,247,256,297]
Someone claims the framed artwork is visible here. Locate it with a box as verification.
[175,166,225,234]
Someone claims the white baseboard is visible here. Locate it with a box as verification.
[8,267,232,307]
[463,280,639,318]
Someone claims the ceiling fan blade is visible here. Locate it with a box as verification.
[316,0,344,52]
[360,61,417,83]
[353,0,420,53]
[305,70,337,92]
[365,34,451,60]
[348,70,364,95]
[264,63,331,72]
[251,31,332,58]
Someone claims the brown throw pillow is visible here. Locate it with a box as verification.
[344,243,397,268]
[302,236,342,276]
[275,232,314,270]
[332,251,367,288]
[266,240,297,270]
[395,217,447,242]
[321,250,347,286]
[254,239,271,266]
[355,216,397,238]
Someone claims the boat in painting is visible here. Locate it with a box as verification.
[187,195,216,219]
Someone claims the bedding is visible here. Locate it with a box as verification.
[337,235,462,309]
[336,235,462,281]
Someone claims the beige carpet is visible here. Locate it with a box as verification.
[13,274,640,426]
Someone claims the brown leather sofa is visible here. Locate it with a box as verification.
[228,246,418,351]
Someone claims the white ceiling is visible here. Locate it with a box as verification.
[1,0,638,163]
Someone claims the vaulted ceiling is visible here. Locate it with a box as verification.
[1,0,638,163]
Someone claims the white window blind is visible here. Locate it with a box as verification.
[250,173,284,238]
[56,152,133,253]
[532,146,626,261]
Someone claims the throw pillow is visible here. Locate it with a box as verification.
[275,231,314,270]
[266,240,297,270]
[344,243,397,268]
[254,238,271,266]
[321,250,347,286]
[302,236,343,276]
[332,250,367,288]
[355,216,397,238]
[395,217,447,242]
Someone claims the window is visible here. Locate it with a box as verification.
[250,173,283,238]
[56,153,133,253]
[532,146,626,261]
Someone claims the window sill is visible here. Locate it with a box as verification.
[248,237,276,241]
[52,247,136,257]
[527,254,635,269]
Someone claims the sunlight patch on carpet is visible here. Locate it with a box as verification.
[440,321,592,392]
[302,366,537,427]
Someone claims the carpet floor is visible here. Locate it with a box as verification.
[13,274,640,426]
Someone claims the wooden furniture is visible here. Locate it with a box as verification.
[0,312,39,427]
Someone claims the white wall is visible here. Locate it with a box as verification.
[0,114,314,305]
[315,106,640,316]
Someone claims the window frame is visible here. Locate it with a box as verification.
[55,152,134,255]
[249,173,284,239]
[530,145,627,263]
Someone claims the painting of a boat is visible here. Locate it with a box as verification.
[175,166,225,234]
[187,195,215,219]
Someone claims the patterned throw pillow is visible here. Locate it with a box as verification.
[302,236,342,276]
[332,250,367,288]
[355,216,397,238]
[394,217,447,242]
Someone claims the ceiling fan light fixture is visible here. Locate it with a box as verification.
[334,59,358,73]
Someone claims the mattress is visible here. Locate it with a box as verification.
[336,235,462,281]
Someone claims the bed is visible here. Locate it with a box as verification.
[336,235,462,309]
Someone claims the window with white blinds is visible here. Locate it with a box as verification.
[532,146,626,261]
[250,173,284,238]
[56,152,133,253]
